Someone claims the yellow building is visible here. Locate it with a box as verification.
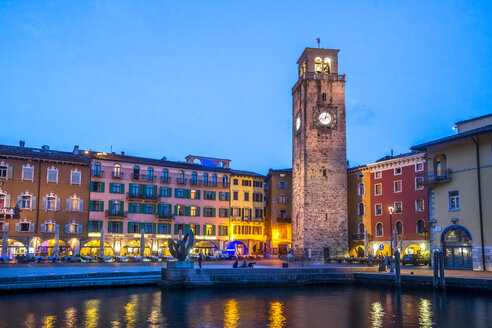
[347,166,371,257]
[229,170,266,255]
[412,114,492,270]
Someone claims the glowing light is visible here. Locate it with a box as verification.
[64,308,77,328]
[124,295,138,328]
[418,299,434,328]
[420,243,426,251]
[370,302,385,328]
[224,299,239,328]
[42,315,56,328]
[388,206,394,214]
[268,301,286,328]
[83,299,100,328]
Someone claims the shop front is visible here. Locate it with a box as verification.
[36,240,70,257]
[442,225,473,270]
[80,240,114,257]
[0,239,27,258]
[121,240,151,257]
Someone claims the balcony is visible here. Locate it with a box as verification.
[417,169,452,186]
[161,176,172,183]
[351,233,365,241]
[277,217,292,223]
[189,180,229,188]
[176,178,187,185]
[156,213,173,220]
[301,72,346,82]
[106,210,128,218]
[91,170,104,178]
[127,192,158,201]
[112,172,124,179]
[131,174,156,182]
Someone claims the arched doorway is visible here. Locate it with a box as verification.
[159,240,170,256]
[80,240,114,257]
[442,225,472,269]
[374,244,391,257]
[403,244,424,255]
[37,240,69,257]
[0,239,27,258]
[194,241,218,256]
[121,240,151,257]
[226,241,247,256]
[350,245,365,258]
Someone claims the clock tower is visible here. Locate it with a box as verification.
[292,48,348,259]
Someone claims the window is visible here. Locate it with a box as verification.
[242,180,251,187]
[375,203,382,216]
[92,162,102,177]
[46,223,56,233]
[111,183,121,194]
[394,180,402,193]
[145,204,153,214]
[280,226,287,238]
[358,183,365,196]
[448,191,460,210]
[178,171,185,184]
[358,174,364,179]
[22,164,34,181]
[253,226,262,235]
[220,208,229,217]
[205,191,215,200]
[203,173,209,186]
[191,172,198,185]
[205,207,214,217]
[415,177,424,190]
[46,196,56,210]
[278,181,288,189]
[133,166,140,180]
[47,167,58,183]
[129,222,139,233]
[91,221,101,232]
[161,187,170,197]
[278,209,288,218]
[176,189,185,198]
[374,171,382,179]
[21,195,32,209]
[190,190,198,199]
[415,163,424,172]
[375,184,382,195]
[233,191,239,201]
[70,197,80,212]
[190,206,198,216]
[223,175,229,187]
[394,201,402,213]
[416,199,424,212]
[161,169,169,182]
[20,223,30,232]
[147,168,154,181]
[211,174,217,186]
[92,181,104,193]
[233,179,239,186]
[376,223,383,236]
[205,225,214,236]
[278,194,288,204]
[396,221,403,235]
[358,223,365,234]
[0,165,7,178]
[92,201,102,212]
[177,206,184,216]
[254,208,263,218]
[244,208,251,219]
[144,223,153,234]
[253,193,263,202]
[109,222,120,233]
[323,57,331,74]
[232,208,241,216]
[219,192,229,201]
[158,224,169,234]
[71,169,81,185]
[253,180,262,188]
[113,164,122,178]
[131,184,139,196]
[244,192,250,201]
[190,224,199,235]
[394,167,402,175]
[130,203,139,213]
[219,226,228,236]
[358,203,364,216]
[417,220,426,234]
[146,185,154,197]
[322,93,327,101]
[314,57,322,74]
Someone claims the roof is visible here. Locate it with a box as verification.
[229,169,265,179]
[455,113,492,125]
[375,151,422,163]
[412,124,492,151]
[0,145,90,165]
[89,151,231,173]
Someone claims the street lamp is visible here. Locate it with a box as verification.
[388,206,394,273]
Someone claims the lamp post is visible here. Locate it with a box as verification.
[389,206,394,273]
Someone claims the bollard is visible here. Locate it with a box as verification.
[439,251,446,290]
[395,250,401,287]
[433,250,439,289]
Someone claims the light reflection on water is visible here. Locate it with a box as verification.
[0,285,489,327]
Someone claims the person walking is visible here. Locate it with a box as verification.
[198,253,203,269]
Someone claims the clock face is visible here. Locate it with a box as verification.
[295,116,301,131]
[318,112,332,125]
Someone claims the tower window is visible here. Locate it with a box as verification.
[322,169,327,177]
[322,93,326,101]
[323,58,331,74]
[314,57,322,74]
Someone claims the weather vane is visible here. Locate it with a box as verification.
[316,37,321,48]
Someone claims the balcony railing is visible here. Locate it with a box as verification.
[176,178,187,185]
[277,217,292,223]
[351,233,365,241]
[417,169,452,186]
[156,213,173,220]
[91,170,104,178]
[301,72,346,82]
[131,174,156,182]
[106,210,128,218]
[127,192,158,201]
[161,176,171,183]
[189,180,229,188]
[112,172,124,179]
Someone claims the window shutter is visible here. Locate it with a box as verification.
[29,223,35,233]
[153,185,157,196]
[212,192,216,200]
[174,205,178,215]
[88,221,93,232]
[119,222,123,233]
[152,223,156,234]
[127,222,132,233]
[174,224,178,234]
[40,224,46,233]
[101,182,105,193]
[15,223,20,232]
[212,225,216,236]
[196,225,200,235]
[212,208,216,217]
[139,204,145,214]
[16,195,21,207]
[89,182,94,192]
[7,166,13,179]
[286,195,289,203]
[185,206,191,216]
[184,224,190,232]
[167,223,171,234]
[89,200,93,211]
[109,183,114,193]
[56,197,61,211]
[31,196,36,210]
[185,189,191,199]
[139,184,145,195]
[228,208,231,217]
[167,204,172,218]
[174,188,179,198]
[108,200,114,213]
[77,224,83,234]
[152,204,156,214]
[79,199,84,212]
[99,201,104,212]
[167,188,172,197]
[65,224,70,233]
[108,222,112,233]
[196,190,201,200]
[119,202,124,213]
[121,184,125,194]
[99,221,103,232]
[196,207,201,217]
[277,195,280,203]
[66,199,71,211]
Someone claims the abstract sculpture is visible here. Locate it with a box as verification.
[168,229,194,261]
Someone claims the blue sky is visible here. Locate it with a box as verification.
[1,1,491,173]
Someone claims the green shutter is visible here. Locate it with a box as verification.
[99,201,104,212]
[218,225,223,236]
[212,191,216,200]
[174,224,178,234]
[139,222,144,232]
[101,182,105,193]
[128,222,132,233]
[218,208,223,218]
[184,206,191,216]
[174,205,178,215]
[108,222,112,233]
[109,183,115,193]
[89,182,94,192]
[99,221,103,231]
[119,202,124,213]
[119,222,123,233]
[139,204,146,214]
[196,190,201,200]
[203,225,207,235]
[196,225,200,235]
[184,224,190,232]
[167,205,172,218]
[174,189,179,198]
[227,192,230,201]
[89,200,93,211]
[152,223,156,234]
[108,200,113,212]
[88,220,93,232]
[228,208,231,217]
[196,207,201,217]
[167,223,171,234]
[121,184,125,194]
[167,188,172,197]
[212,225,216,236]
[185,189,191,199]
[212,208,216,217]
[152,204,156,214]
[153,185,157,197]
[139,184,145,195]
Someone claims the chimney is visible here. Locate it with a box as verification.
[19,141,25,148]
[73,145,79,154]
[121,151,125,156]
[41,145,50,151]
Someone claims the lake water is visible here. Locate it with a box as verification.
[0,285,490,327]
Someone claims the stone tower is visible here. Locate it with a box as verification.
[292,48,348,259]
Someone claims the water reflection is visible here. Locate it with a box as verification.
[64,307,77,328]
[268,301,286,328]
[24,313,35,328]
[42,315,56,328]
[124,294,138,328]
[224,299,239,328]
[83,299,99,328]
[418,298,433,328]
[370,302,385,328]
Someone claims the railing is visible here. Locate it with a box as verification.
[301,72,346,82]
[105,210,128,218]
[417,169,452,186]
[131,174,156,182]
[277,217,292,223]
[126,192,159,201]
[91,170,104,178]
[351,233,365,241]
[112,172,124,179]
[188,180,229,188]
[161,176,171,183]
[176,178,187,185]
[156,213,173,220]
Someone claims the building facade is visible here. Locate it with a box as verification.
[265,169,292,257]
[229,171,266,255]
[292,47,348,259]
[412,114,492,270]
[85,153,232,257]
[347,165,371,257]
[0,143,90,258]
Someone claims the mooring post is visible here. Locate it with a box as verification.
[439,250,446,290]
[395,250,401,287]
[433,250,439,289]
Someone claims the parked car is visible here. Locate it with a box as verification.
[402,254,428,266]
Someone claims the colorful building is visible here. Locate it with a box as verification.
[265,169,292,257]
[229,170,266,255]
[347,165,371,257]
[84,152,231,257]
[412,114,492,270]
[0,142,90,257]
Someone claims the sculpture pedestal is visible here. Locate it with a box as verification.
[167,261,194,269]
